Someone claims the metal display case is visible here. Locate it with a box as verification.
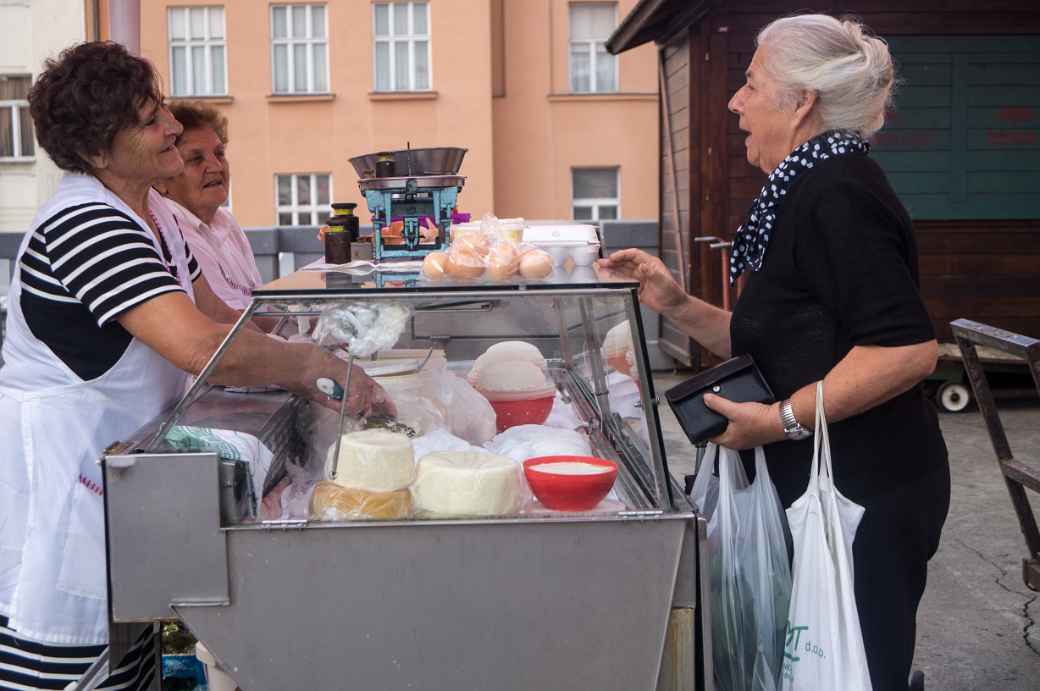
[100,268,712,691]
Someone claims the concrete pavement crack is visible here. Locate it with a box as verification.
[955,538,1040,658]
[1024,594,1039,657]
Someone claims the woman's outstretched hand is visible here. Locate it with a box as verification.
[596,249,687,314]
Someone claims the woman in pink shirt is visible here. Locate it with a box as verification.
[161,103,262,310]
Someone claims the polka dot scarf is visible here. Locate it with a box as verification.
[729,129,870,285]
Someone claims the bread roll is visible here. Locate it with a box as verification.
[519,250,553,279]
[310,481,412,520]
[423,251,450,279]
[485,242,519,280]
[445,248,485,279]
[453,228,491,256]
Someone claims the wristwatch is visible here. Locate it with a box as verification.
[780,399,812,441]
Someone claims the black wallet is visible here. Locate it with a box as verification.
[665,354,775,443]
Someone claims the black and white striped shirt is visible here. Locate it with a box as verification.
[18,201,201,380]
[0,614,157,690]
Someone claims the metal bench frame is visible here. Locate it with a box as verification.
[952,318,1040,591]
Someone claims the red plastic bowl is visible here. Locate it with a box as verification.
[523,456,618,511]
[487,395,555,433]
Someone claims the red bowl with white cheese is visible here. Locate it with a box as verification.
[522,455,618,511]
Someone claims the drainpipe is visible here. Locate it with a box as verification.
[107,0,140,54]
[90,0,101,41]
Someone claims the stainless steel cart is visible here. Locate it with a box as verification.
[100,268,713,691]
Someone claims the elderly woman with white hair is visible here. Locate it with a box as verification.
[600,14,949,689]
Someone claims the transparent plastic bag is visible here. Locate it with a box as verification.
[710,446,792,691]
[312,301,411,357]
[740,448,793,691]
[421,216,553,282]
[381,355,497,444]
[708,446,751,691]
[690,442,720,518]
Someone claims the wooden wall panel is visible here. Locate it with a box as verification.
[658,28,698,365]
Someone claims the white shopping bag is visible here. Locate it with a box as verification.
[781,382,871,691]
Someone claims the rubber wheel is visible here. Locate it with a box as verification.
[909,670,925,690]
[937,382,971,413]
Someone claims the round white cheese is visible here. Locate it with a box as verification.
[329,429,416,492]
[412,451,524,517]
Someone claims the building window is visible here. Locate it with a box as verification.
[373,2,430,91]
[569,3,617,93]
[572,168,619,221]
[271,4,329,94]
[168,6,227,97]
[0,75,34,161]
[276,173,330,226]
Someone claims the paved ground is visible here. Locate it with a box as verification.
[652,372,1040,690]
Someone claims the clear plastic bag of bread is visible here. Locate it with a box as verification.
[421,224,490,280]
[309,480,413,521]
[422,225,553,282]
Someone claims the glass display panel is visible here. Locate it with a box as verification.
[134,281,673,527]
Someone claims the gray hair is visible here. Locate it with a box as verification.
[757,14,895,138]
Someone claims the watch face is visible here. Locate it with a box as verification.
[789,427,811,441]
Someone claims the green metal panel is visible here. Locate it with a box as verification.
[873,36,1040,220]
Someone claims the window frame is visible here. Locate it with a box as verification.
[0,74,34,162]
[274,173,333,226]
[568,2,618,94]
[372,1,432,92]
[270,4,331,95]
[571,167,620,221]
[167,6,228,97]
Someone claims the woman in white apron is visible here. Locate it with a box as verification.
[0,42,390,689]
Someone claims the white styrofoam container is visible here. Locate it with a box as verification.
[522,224,601,265]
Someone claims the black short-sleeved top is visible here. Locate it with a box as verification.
[730,152,948,507]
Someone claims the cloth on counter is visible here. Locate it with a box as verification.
[484,424,592,463]
[413,428,483,461]
[606,371,642,420]
[544,392,584,429]
[164,425,272,515]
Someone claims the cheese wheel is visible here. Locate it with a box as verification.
[412,451,524,517]
[329,429,416,492]
[310,481,412,520]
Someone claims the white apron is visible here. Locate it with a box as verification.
[0,176,193,645]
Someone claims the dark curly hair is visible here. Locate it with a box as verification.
[28,42,161,173]
[170,103,229,145]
